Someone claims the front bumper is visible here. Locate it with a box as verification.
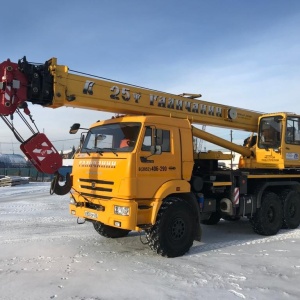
[69,198,139,230]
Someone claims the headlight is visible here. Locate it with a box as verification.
[114,205,130,216]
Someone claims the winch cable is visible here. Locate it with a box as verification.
[15,108,39,135]
[0,114,24,143]
[0,107,39,144]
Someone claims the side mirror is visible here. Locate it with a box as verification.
[69,123,81,134]
[150,145,162,155]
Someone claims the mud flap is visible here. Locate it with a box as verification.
[194,220,202,241]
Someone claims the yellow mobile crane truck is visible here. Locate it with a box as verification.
[1,57,300,257]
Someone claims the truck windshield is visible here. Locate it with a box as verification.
[82,122,141,153]
[258,116,281,149]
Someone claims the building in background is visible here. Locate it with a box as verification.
[218,152,241,170]
[0,154,28,168]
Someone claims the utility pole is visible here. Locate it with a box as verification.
[230,130,233,169]
[11,141,14,154]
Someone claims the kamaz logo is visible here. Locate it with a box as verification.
[91,182,96,189]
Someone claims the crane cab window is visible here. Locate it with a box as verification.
[258,116,281,149]
[141,127,170,152]
[286,117,300,144]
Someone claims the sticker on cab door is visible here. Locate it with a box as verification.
[286,153,299,160]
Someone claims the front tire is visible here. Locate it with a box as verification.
[250,192,282,235]
[146,197,195,257]
[93,221,130,238]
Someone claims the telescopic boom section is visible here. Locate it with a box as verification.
[192,126,252,157]
[51,58,261,132]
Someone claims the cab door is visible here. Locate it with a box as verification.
[283,116,300,168]
[136,125,181,198]
[256,115,284,168]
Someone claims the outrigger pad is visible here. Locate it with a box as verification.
[20,133,62,174]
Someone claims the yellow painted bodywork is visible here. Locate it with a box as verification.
[194,151,233,160]
[69,115,193,231]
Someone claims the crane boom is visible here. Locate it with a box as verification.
[0,57,262,132]
[192,126,252,157]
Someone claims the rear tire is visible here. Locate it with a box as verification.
[145,197,195,257]
[280,190,300,229]
[93,221,130,238]
[250,192,282,235]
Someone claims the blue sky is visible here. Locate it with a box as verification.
[1,0,300,153]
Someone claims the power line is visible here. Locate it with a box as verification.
[0,138,79,144]
[50,138,79,142]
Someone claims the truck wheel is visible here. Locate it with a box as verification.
[250,192,282,235]
[201,212,221,225]
[93,221,130,238]
[280,190,300,229]
[145,197,195,257]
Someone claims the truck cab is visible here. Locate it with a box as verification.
[240,113,300,170]
[69,115,195,233]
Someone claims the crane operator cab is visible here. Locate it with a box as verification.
[258,117,281,149]
[254,113,300,169]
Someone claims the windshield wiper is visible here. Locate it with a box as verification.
[97,148,119,157]
[82,147,118,157]
[93,147,104,156]
[84,147,104,156]
[82,147,91,156]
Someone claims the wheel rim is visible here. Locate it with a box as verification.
[288,203,296,218]
[170,217,185,240]
[267,206,275,223]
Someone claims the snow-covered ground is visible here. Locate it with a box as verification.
[0,182,299,300]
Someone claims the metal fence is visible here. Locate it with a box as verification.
[0,166,72,182]
[0,167,51,181]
